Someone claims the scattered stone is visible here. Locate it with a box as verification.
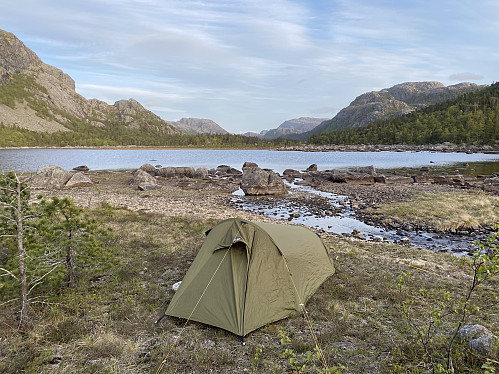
[373,236,384,242]
[65,172,93,188]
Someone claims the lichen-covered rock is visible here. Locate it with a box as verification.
[29,165,73,189]
[129,169,157,186]
[458,324,498,357]
[241,167,288,195]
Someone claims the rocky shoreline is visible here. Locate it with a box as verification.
[26,160,498,254]
[276,143,499,154]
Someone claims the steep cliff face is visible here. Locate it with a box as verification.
[304,81,483,138]
[171,118,228,135]
[0,29,179,135]
[0,30,41,84]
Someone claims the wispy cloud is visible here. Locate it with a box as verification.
[0,0,497,132]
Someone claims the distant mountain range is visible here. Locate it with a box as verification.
[243,117,328,139]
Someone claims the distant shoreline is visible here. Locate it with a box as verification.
[2,143,499,154]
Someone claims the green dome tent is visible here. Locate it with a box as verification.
[165,218,335,336]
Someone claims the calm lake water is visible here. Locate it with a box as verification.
[1,148,499,173]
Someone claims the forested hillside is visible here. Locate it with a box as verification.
[0,120,293,148]
[309,82,499,146]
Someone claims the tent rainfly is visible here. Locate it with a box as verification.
[165,218,335,336]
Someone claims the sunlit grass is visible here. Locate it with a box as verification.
[366,190,499,231]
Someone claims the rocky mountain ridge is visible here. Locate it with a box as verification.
[243,117,327,139]
[0,29,179,135]
[171,118,228,135]
[301,81,484,139]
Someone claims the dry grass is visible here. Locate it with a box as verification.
[0,207,497,373]
[365,190,499,231]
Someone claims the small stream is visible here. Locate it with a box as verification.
[231,181,479,255]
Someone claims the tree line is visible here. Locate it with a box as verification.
[309,82,499,146]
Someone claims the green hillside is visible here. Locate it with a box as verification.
[309,82,499,146]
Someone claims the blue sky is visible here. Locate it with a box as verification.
[1,0,497,133]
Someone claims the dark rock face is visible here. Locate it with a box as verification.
[241,167,288,195]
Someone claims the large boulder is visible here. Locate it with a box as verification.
[216,165,242,177]
[376,175,414,184]
[330,171,375,185]
[457,325,498,357]
[65,172,93,188]
[241,167,288,195]
[157,166,195,178]
[352,165,376,176]
[139,163,157,176]
[29,165,73,189]
[194,168,209,179]
[129,169,157,186]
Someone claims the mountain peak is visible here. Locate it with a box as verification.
[0,29,42,84]
[304,81,483,138]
